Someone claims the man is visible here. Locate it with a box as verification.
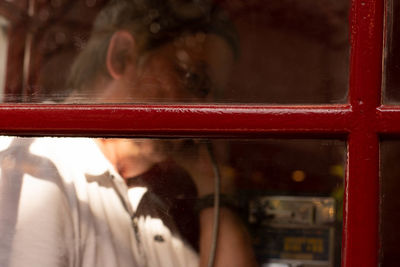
[0,0,257,266]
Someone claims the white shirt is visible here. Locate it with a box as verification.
[0,137,198,267]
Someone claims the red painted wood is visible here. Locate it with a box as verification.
[0,104,352,137]
[377,105,400,133]
[345,131,380,267]
[344,0,384,266]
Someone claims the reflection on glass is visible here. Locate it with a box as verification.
[0,16,8,102]
[380,140,400,266]
[0,137,344,266]
[384,0,400,103]
[0,0,349,104]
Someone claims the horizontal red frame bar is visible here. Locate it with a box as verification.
[0,104,353,137]
[377,105,400,134]
[4,104,400,136]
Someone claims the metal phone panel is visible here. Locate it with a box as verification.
[249,196,336,267]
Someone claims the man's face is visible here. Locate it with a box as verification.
[120,33,234,102]
[100,33,235,177]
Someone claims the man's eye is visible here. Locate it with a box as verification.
[184,71,211,97]
[175,64,211,98]
[184,71,202,88]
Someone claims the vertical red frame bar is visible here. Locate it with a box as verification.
[344,0,383,266]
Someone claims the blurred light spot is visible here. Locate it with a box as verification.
[221,165,236,180]
[176,50,189,62]
[330,165,343,178]
[150,23,160,34]
[292,170,306,182]
[328,207,334,217]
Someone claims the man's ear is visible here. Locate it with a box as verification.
[106,30,136,79]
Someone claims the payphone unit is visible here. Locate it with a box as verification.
[249,196,336,267]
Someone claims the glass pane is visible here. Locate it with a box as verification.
[0,15,8,102]
[0,0,349,104]
[0,137,344,266]
[380,140,400,265]
[384,0,400,103]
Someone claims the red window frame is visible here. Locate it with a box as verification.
[0,0,387,266]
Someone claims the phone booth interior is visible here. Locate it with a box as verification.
[0,0,388,267]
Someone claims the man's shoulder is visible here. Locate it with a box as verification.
[0,137,110,181]
[31,137,114,177]
[0,136,94,153]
